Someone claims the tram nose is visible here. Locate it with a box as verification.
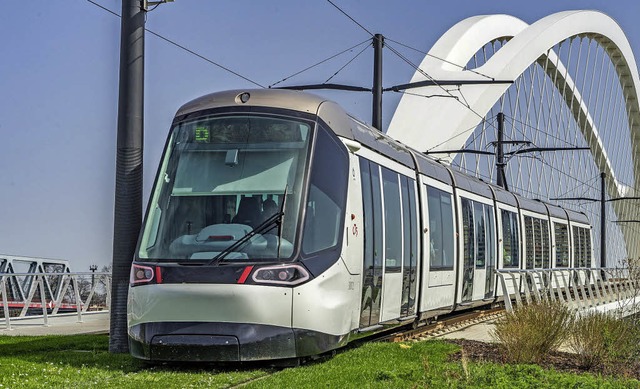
[128,283,297,362]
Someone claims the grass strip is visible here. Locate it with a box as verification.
[0,335,637,388]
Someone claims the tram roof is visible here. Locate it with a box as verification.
[175,89,328,118]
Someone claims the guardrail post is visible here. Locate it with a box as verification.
[604,268,617,302]
[71,275,83,323]
[509,273,522,307]
[521,272,533,304]
[1,275,11,330]
[586,269,597,306]
[544,270,555,302]
[38,275,49,327]
[497,272,513,312]
[570,269,585,310]
[530,272,542,303]
[591,270,604,305]
[552,271,565,303]
[105,275,112,310]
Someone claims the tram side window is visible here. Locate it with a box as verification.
[400,177,417,278]
[525,216,534,269]
[427,186,454,270]
[485,205,495,269]
[573,226,581,267]
[572,226,592,267]
[461,199,475,272]
[302,126,348,255]
[382,168,402,273]
[584,228,592,267]
[555,224,569,267]
[533,218,543,268]
[541,220,550,268]
[501,210,520,268]
[473,202,486,268]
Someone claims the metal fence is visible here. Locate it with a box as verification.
[0,271,111,330]
[496,267,638,313]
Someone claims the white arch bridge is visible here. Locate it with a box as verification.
[388,10,640,268]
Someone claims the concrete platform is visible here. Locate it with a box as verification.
[0,311,109,336]
[440,320,498,343]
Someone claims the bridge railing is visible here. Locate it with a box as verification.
[0,271,111,330]
[496,267,638,313]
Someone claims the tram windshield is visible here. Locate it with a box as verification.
[138,114,313,262]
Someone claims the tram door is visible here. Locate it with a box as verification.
[484,206,497,298]
[400,177,418,317]
[358,159,383,328]
[460,199,474,303]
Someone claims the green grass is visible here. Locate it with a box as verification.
[0,335,268,388]
[0,335,638,388]
[246,341,640,389]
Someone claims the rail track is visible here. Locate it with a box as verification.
[380,307,505,343]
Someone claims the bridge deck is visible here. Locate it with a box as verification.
[0,311,109,336]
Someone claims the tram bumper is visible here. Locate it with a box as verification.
[128,321,297,362]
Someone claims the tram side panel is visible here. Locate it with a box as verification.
[291,139,362,356]
[454,190,496,307]
[496,204,523,297]
[352,148,422,327]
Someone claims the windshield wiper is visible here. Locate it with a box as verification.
[206,187,288,266]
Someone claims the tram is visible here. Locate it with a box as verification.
[127,89,593,362]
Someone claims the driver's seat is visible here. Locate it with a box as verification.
[232,197,260,228]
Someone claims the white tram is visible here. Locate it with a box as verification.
[128,89,593,362]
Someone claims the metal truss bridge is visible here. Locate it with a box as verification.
[0,255,110,330]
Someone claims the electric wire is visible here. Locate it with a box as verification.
[325,0,374,37]
[385,42,491,123]
[324,43,371,84]
[385,37,496,80]
[86,0,265,88]
[424,120,489,153]
[326,0,488,124]
[269,39,370,88]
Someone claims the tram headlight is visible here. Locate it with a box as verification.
[252,264,310,286]
[130,264,162,286]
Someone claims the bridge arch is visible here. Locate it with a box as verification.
[388,10,640,263]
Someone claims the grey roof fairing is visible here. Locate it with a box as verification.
[175,89,327,118]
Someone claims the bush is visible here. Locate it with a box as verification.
[491,301,572,364]
[568,311,640,369]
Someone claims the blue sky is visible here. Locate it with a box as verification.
[1,1,639,270]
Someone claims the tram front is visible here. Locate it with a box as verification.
[128,90,350,362]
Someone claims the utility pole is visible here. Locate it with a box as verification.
[110,0,145,354]
[551,172,608,269]
[600,172,606,268]
[496,112,507,190]
[372,34,384,131]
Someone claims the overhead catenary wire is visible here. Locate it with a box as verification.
[324,0,489,124]
[86,0,265,89]
[385,37,496,81]
[269,39,371,88]
[324,43,371,84]
[325,0,374,37]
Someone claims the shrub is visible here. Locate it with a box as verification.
[491,301,572,364]
[568,311,640,369]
